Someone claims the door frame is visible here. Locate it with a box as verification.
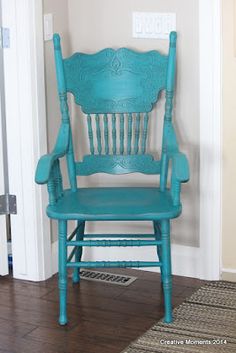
[0,100,8,275]
[0,0,8,275]
[2,0,51,280]
[199,0,222,280]
[3,0,222,281]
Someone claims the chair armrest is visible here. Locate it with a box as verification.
[35,123,70,184]
[35,152,61,184]
[171,152,189,183]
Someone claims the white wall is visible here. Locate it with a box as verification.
[43,0,70,155]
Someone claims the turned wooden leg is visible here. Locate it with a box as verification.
[161,219,173,323]
[58,220,68,325]
[72,221,85,284]
[153,221,164,284]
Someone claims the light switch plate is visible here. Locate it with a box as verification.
[133,12,176,39]
[44,13,53,41]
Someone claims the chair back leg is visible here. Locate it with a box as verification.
[153,221,164,283]
[72,221,85,284]
[58,220,68,325]
[161,219,173,323]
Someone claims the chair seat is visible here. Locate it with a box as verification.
[47,187,181,221]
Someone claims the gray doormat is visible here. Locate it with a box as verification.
[122,281,236,353]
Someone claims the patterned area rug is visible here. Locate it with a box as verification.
[122,281,236,353]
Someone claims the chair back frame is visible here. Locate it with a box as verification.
[53,32,177,190]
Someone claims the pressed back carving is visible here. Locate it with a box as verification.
[63,48,168,114]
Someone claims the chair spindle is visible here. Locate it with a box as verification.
[103,114,109,155]
[127,113,133,154]
[95,114,102,154]
[112,114,117,154]
[134,113,141,154]
[87,114,94,155]
[120,113,125,155]
[142,112,149,154]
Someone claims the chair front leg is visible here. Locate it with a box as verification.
[161,219,173,323]
[58,220,68,325]
[72,221,85,284]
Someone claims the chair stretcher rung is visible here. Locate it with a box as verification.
[66,239,161,247]
[66,261,162,268]
[83,233,156,238]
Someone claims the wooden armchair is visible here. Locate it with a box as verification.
[35,31,189,325]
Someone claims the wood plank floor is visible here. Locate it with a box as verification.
[0,269,203,353]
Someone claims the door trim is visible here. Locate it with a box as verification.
[199,0,222,280]
[0,1,8,275]
[2,0,51,280]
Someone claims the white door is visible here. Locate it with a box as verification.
[0,99,8,276]
[1,0,51,281]
[0,2,9,276]
[0,119,8,276]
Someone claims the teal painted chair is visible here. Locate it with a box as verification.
[35,31,189,325]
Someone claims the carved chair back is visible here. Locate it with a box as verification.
[53,32,177,190]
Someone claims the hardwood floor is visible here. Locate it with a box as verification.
[0,269,203,353]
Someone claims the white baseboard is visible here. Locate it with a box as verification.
[221,268,236,282]
[52,241,201,279]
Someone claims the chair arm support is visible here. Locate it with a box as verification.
[164,123,189,182]
[170,152,189,183]
[168,152,189,206]
[35,123,70,184]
